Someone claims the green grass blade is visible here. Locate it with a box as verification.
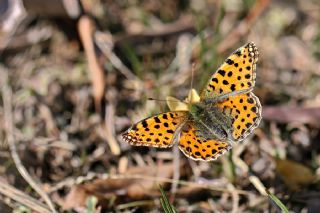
[159,185,177,213]
[266,190,289,213]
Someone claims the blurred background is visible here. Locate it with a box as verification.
[0,0,320,212]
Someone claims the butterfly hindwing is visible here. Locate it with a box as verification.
[122,111,187,148]
[178,123,231,161]
[201,42,259,100]
[216,92,262,142]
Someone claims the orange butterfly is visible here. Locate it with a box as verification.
[122,42,262,161]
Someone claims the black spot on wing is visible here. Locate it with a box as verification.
[247,98,254,104]
[167,129,174,134]
[230,84,236,91]
[226,59,234,65]
[212,78,218,83]
[142,120,148,128]
[154,117,161,123]
[218,70,226,77]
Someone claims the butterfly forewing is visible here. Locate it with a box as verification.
[201,42,259,100]
[122,111,187,148]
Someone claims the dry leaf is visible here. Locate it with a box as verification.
[275,158,315,191]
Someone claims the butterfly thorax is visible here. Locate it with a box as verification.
[188,102,233,141]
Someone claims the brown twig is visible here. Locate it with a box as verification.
[1,67,57,213]
[78,15,105,112]
[113,16,196,46]
[263,106,320,126]
[217,0,271,53]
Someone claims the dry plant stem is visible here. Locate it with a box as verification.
[211,0,222,31]
[94,31,141,82]
[228,183,239,213]
[217,0,271,53]
[78,16,105,112]
[170,145,180,199]
[159,34,194,86]
[232,144,268,197]
[1,69,57,213]
[49,173,250,195]
[0,181,51,213]
[0,0,27,51]
[104,103,120,155]
[38,103,60,137]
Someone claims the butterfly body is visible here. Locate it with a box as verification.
[122,42,262,161]
[188,102,232,142]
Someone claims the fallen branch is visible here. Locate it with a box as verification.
[78,15,105,113]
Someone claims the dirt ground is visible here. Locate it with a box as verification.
[1,0,320,212]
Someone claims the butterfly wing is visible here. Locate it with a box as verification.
[122,111,187,148]
[178,122,231,161]
[201,42,259,100]
[217,92,262,142]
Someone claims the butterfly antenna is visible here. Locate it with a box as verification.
[148,98,183,103]
[190,63,195,91]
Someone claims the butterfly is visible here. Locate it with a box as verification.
[122,42,262,161]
